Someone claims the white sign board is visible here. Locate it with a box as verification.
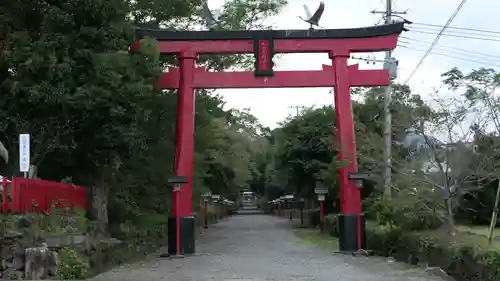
[19,134,30,172]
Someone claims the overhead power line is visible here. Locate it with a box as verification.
[410,26,500,39]
[403,24,500,42]
[400,36,500,59]
[408,29,500,43]
[404,0,469,84]
[410,26,500,38]
[412,22,500,35]
[350,55,385,64]
[352,40,500,68]
[397,45,500,68]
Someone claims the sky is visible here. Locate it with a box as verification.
[207,0,500,129]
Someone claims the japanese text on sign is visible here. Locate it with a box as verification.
[19,134,30,172]
[258,40,271,71]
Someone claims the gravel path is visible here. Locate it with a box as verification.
[88,214,443,281]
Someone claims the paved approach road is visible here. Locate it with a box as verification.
[89,215,443,281]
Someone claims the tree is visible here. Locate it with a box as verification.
[441,67,500,236]
[0,0,288,231]
[264,82,499,234]
[353,85,432,187]
[265,101,385,212]
[1,0,163,231]
[371,71,500,235]
[272,107,337,201]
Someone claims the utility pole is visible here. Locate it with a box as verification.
[371,2,406,197]
[288,105,306,117]
[382,0,393,198]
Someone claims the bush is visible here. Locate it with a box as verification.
[57,247,90,280]
[89,217,168,276]
[366,225,500,281]
[108,197,141,224]
[368,198,441,231]
[324,214,339,236]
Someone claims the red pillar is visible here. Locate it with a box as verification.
[330,50,361,214]
[330,50,363,252]
[319,200,324,233]
[1,177,6,211]
[173,52,197,217]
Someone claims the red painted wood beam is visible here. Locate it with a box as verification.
[156,64,390,89]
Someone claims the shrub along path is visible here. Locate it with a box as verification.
[88,215,442,281]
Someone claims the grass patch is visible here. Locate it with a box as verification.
[293,228,339,251]
[456,224,496,237]
[456,225,500,249]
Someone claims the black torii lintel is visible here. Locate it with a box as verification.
[134,22,409,41]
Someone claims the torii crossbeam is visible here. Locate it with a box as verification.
[157,64,389,89]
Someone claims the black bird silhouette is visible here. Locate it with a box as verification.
[299,1,325,31]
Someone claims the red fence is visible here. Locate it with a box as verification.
[1,177,88,213]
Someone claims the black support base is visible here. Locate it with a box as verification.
[167,216,196,255]
[338,213,366,252]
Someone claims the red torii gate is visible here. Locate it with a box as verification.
[131,22,407,255]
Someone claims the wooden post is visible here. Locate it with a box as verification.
[488,179,500,243]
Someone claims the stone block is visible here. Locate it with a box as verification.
[24,243,59,280]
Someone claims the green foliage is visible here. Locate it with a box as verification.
[458,180,499,225]
[57,247,90,280]
[263,90,412,204]
[368,198,406,228]
[265,106,340,205]
[1,206,89,239]
[367,225,500,281]
[38,200,89,234]
[0,0,287,231]
[305,209,320,228]
[59,177,74,184]
[324,214,338,236]
[7,271,18,280]
[368,197,441,231]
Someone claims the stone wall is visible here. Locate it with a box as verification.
[0,229,59,279]
[0,208,228,280]
[0,213,99,280]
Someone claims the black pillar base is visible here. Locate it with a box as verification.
[338,213,366,252]
[168,216,196,255]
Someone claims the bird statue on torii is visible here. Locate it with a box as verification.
[299,1,326,31]
[201,0,326,32]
